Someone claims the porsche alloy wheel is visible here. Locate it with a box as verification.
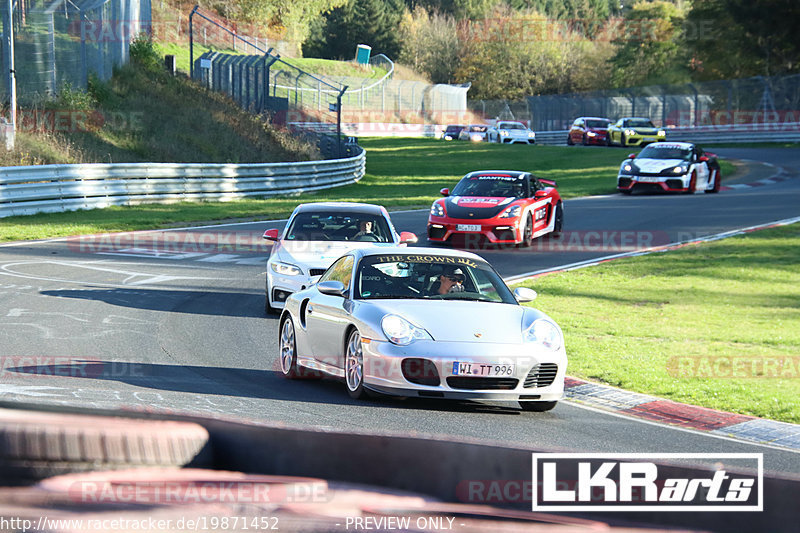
[621,133,627,146]
[686,171,697,194]
[552,202,564,237]
[345,329,366,399]
[519,213,534,247]
[705,169,721,193]
[279,317,300,378]
[566,135,574,146]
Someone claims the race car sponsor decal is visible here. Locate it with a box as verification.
[455,196,514,208]
[634,159,686,173]
[370,255,478,268]
[534,205,548,221]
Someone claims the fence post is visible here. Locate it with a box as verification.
[189,5,198,79]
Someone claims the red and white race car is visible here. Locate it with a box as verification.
[617,142,722,194]
[427,171,563,246]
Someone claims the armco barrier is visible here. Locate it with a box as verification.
[0,147,365,218]
[534,124,800,146]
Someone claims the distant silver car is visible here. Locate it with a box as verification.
[263,203,417,314]
[488,121,536,144]
[458,124,489,142]
[277,247,567,411]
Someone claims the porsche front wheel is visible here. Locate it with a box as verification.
[705,168,721,193]
[279,316,300,378]
[686,171,697,194]
[552,202,564,237]
[519,213,534,247]
[345,329,367,399]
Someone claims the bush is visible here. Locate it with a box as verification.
[129,33,162,73]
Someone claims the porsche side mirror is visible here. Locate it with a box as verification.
[399,231,418,245]
[317,280,348,298]
[513,287,538,302]
[534,190,548,199]
[263,228,279,241]
[440,188,450,197]
[699,155,709,162]
[627,153,637,159]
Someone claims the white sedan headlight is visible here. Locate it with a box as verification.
[271,262,302,276]
[524,319,563,351]
[382,315,432,345]
[528,131,536,138]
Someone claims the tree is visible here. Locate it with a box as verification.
[399,7,462,83]
[302,0,406,59]
[688,0,800,79]
[609,1,689,87]
[218,0,348,44]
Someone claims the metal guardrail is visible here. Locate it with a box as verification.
[0,147,365,218]
[533,124,800,146]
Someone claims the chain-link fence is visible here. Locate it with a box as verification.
[524,75,800,131]
[1,0,151,103]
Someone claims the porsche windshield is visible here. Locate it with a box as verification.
[284,211,393,242]
[585,119,610,128]
[451,175,526,197]
[626,119,655,128]
[499,123,525,130]
[639,146,692,160]
[355,254,517,303]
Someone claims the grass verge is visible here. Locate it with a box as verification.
[1,137,740,242]
[516,223,800,423]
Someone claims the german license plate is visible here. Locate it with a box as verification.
[636,176,661,183]
[452,362,515,377]
[456,224,481,232]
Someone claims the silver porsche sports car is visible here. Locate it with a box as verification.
[277,247,567,411]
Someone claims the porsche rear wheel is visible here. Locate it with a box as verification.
[566,134,574,146]
[345,329,366,399]
[279,316,300,378]
[519,401,557,412]
[620,133,627,146]
[519,213,534,247]
[582,134,588,146]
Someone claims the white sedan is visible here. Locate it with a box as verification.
[487,121,536,144]
[263,202,417,314]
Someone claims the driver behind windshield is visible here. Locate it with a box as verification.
[352,220,376,240]
[430,266,466,295]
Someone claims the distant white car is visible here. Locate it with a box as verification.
[458,124,489,142]
[488,121,536,144]
[263,202,417,314]
[617,142,722,194]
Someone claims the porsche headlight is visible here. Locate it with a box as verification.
[658,130,666,137]
[499,205,521,218]
[500,130,509,137]
[271,262,302,276]
[382,315,432,345]
[430,202,445,217]
[621,163,637,175]
[671,165,688,174]
[524,319,563,351]
[624,129,635,137]
[528,131,536,138]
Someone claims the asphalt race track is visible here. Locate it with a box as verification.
[1,147,799,476]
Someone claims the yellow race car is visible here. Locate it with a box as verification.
[607,117,666,147]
